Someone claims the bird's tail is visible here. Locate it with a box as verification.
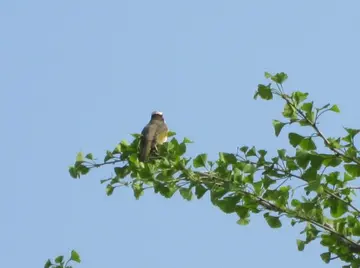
[139,139,151,162]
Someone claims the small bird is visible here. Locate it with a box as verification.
[139,111,169,162]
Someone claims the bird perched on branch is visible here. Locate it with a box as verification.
[139,111,168,162]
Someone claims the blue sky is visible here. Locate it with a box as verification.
[1,0,359,267]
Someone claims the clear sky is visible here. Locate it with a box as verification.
[1,0,359,267]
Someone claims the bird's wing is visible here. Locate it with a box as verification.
[139,123,157,161]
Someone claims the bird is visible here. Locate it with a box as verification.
[139,111,169,162]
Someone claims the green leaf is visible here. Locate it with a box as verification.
[301,102,313,114]
[322,157,342,167]
[264,213,282,228]
[183,137,193,144]
[176,143,186,156]
[246,146,257,157]
[295,150,310,169]
[344,172,355,182]
[78,165,89,175]
[243,164,256,174]
[210,187,228,205]
[327,137,341,149]
[292,91,308,105]
[320,234,337,246]
[132,183,144,200]
[114,166,130,178]
[69,166,79,179]
[330,200,347,218]
[195,184,207,199]
[330,104,340,113]
[167,131,176,137]
[299,138,317,151]
[282,103,295,118]
[131,133,141,139]
[239,146,249,154]
[297,239,305,251]
[106,185,114,196]
[272,120,286,137]
[216,195,241,214]
[236,218,250,226]
[76,152,84,162]
[258,150,267,157]
[305,225,320,242]
[344,164,360,177]
[352,223,360,236]
[55,256,64,264]
[277,149,286,159]
[320,252,331,264]
[104,150,113,162]
[262,176,276,189]
[264,72,272,78]
[70,250,81,263]
[257,84,273,100]
[302,167,318,182]
[289,133,304,148]
[44,259,52,268]
[235,206,250,218]
[308,154,323,169]
[271,72,288,84]
[253,181,263,195]
[121,139,130,146]
[155,182,176,198]
[344,127,360,141]
[85,153,93,160]
[193,154,207,168]
[219,152,237,164]
[112,144,122,154]
[129,153,139,165]
[326,172,340,186]
[344,146,357,158]
[291,199,301,208]
[179,187,193,201]
[298,119,311,126]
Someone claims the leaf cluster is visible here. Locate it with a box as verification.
[69,72,360,267]
[44,250,80,268]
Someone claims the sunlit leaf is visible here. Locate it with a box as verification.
[70,250,81,263]
[329,104,340,113]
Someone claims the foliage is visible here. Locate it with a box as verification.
[44,250,81,268]
[69,72,360,267]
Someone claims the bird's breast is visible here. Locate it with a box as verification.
[157,131,168,144]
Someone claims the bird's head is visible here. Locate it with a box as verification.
[151,111,165,121]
